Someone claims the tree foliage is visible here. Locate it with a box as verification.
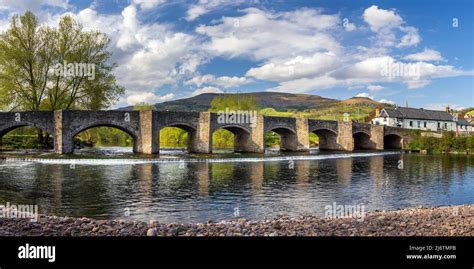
[408,131,474,153]
[209,94,258,112]
[0,11,124,112]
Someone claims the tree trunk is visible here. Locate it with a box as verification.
[37,128,44,146]
[44,133,50,148]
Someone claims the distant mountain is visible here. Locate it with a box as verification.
[120,92,385,112]
[341,96,381,106]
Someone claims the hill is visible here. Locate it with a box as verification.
[154,92,339,111]
[120,92,386,113]
[341,97,381,106]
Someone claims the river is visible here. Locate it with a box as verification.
[0,148,472,223]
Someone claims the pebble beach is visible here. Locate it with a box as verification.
[1,205,472,237]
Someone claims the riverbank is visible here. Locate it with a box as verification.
[1,205,472,236]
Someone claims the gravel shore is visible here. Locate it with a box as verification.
[1,205,472,236]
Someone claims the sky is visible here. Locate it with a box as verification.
[0,0,472,110]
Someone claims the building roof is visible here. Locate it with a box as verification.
[381,107,454,121]
[457,118,471,126]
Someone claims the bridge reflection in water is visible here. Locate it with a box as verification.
[0,111,409,155]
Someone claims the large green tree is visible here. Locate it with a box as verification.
[0,12,124,111]
[0,11,124,143]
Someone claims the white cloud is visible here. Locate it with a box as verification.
[196,8,341,61]
[246,52,339,82]
[186,74,251,88]
[367,85,384,91]
[363,5,402,32]
[126,92,174,105]
[0,0,68,13]
[268,55,469,92]
[379,98,395,105]
[131,0,165,10]
[355,92,374,99]
[398,26,420,47]
[116,5,140,50]
[66,4,205,92]
[403,48,444,62]
[344,22,356,32]
[192,86,223,96]
[186,0,246,21]
[186,5,207,21]
[363,5,420,48]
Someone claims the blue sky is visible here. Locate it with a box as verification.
[0,0,472,110]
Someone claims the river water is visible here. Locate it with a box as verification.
[0,148,473,223]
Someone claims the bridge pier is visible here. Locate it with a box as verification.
[135,110,158,154]
[336,121,354,151]
[369,125,384,150]
[279,117,310,151]
[189,112,211,153]
[295,117,310,151]
[235,115,264,153]
[54,110,73,154]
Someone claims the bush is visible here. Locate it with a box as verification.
[407,131,473,153]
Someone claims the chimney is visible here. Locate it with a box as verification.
[445,106,450,113]
[375,108,380,117]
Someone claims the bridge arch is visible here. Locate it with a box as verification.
[265,126,298,151]
[352,131,375,150]
[384,134,402,149]
[310,128,338,150]
[211,125,253,152]
[0,123,54,151]
[158,122,198,151]
[70,122,138,152]
[0,123,53,137]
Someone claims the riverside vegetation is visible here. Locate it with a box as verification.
[407,130,474,153]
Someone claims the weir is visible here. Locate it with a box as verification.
[0,110,410,154]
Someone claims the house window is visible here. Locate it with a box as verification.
[417,121,421,128]
[437,122,440,129]
[383,117,386,122]
[424,122,427,128]
[409,121,413,127]
[444,123,447,129]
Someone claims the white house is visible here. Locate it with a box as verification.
[372,107,472,133]
[457,118,473,133]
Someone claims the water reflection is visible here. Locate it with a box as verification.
[0,153,472,223]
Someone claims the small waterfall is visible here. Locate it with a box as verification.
[3,151,402,166]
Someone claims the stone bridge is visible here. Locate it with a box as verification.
[0,110,410,154]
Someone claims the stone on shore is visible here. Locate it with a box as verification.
[0,205,472,237]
